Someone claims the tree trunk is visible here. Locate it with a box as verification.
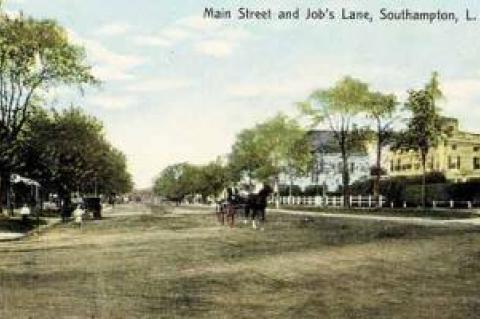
[0,174,3,215]
[274,175,279,209]
[0,172,10,215]
[374,121,382,199]
[421,152,427,210]
[289,175,293,197]
[61,192,72,222]
[341,151,350,208]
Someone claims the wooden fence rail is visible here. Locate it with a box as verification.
[269,195,387,208]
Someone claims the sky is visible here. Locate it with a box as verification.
[4,0,480,188]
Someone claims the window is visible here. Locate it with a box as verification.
[318,159,325,173]
[457,156,461,169]
[350,162,355,173]
[448,156,455,169]
[474,146,480,152]
[390,160,394,172]
[474,157,480,170]
[452,144,457,151]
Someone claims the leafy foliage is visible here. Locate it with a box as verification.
[364,90,398,196]
[0,12,97,173]
[300,76,371,206]
[393,72,444,207]
[229,114,312,185]
[18,107,132,198]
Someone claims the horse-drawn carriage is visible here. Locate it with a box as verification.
[216,185,272,228]
[216,198,248,227]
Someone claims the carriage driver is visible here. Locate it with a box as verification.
[222,185,239,207]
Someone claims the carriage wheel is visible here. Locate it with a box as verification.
[216,206,225,225]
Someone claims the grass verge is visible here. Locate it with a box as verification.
[277,205,478,219]
[0,203,479,318]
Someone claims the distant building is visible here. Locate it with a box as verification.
[289,131,370,192]
[387,117,480,182]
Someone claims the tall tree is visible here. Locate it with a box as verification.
[153,163,195,203]
[195,160,230,201]
[249,114,312,204]
[229,114,312,189]
[0,11,97,210]
[284,134,313,197]
[299,76,369,206]
[364,91,398,200]
[229,128,266,186]
[19,107,132,209]
[396,74,443,208]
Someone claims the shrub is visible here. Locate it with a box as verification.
[350,179,373,195]
[404,184,450,206]
[279,184,302,196]
[303,185,325,196]
[447,182,480,201]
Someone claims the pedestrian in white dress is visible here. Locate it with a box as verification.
[20,204,30,222]
[73,205,85,229]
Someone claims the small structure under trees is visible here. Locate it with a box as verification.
[0,8,97,212]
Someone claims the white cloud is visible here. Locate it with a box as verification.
[441,78,480,132]
[193,27,251,58]
[130,15,251,58]
[89,94,139,110]
[178,16,222,32]
[132,35,171,47]
[131,28,189,49]
[68,30,146,81]
[97,22,132,36]
[127,78,192,92]
[443,79,480,103]
[194,40,235,58]
[162,27,190,41]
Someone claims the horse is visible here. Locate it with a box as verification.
[247,185,273,229]
[217,185,273,229]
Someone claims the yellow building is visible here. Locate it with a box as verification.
[387,117,480,182]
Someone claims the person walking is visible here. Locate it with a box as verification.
[20,204,31,222]
[73,204,85,229]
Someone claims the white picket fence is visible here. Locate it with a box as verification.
[270,195,387,208]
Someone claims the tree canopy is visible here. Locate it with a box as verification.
[0,12,97,173]
[19,107,132,199]
[299,76,370,205]
[393,72,444,208]
[229,114,312,188]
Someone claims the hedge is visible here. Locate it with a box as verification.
[348,172,480,206]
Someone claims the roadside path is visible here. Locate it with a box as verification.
[172,204,480,227]
[270,208,480,227]
[0,216,61,241]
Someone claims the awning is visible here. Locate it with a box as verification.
[10,174,40,187]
